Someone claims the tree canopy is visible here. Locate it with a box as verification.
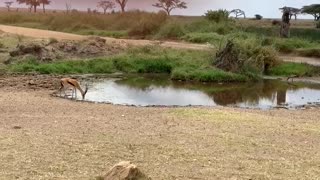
[97,0,115,14]
[302,4,320,21]
[115,0,128,13]
[153,0,187,15]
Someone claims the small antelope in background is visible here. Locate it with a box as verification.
[59,78,88,100]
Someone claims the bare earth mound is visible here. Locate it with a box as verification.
[0,75,320,179]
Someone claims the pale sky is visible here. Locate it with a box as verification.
[3,0,320,18]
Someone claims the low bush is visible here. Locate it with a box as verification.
[182,32,223,43]
[128,11,167,38]
[254,14,263,20]
[155,22,185,39]
[205,9,230,23]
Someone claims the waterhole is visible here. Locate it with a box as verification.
[70,75,320,109]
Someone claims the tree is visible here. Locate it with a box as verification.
[114,0,128,13]
[302,4,320,21]
[39,0,50,13]
[230,9,246,19]
[65,2,72,14]
[254,14,263,20]
[280,9,290,38]
[16,0,40,13]
[279,6,301,20]
[153,0,187,15]
[4,1,14,12]
[97,0,115,14]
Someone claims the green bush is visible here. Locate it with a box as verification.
[205,9,230,23]
[128,11,167,38]
[155,22,185,39]
[254,14,263,20]
[182,32,223,43]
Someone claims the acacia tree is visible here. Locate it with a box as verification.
[16,0,40,13]
[230,9,246,19]
[65,2,72,14]
[279,6,301,20]
[153,0,187,15]
[114,0,128,13]
[39,0,50,13]
[302,4,320,21]
[97,0,115,14]
[4,1,14,11]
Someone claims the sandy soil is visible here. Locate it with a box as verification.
[1,75,320,180]
[0,25,210,51]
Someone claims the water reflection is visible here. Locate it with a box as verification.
[82,75,320,109]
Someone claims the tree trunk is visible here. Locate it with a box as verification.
[104,9,106,14]
[33,5,37,13]
[121,5,125,12]
[43,4,46,13]
[280,11,290,38]
[165,8,171,15]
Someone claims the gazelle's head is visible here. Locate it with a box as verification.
[82,84,89,100]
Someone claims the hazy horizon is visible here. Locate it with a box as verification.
[1,0,319,19]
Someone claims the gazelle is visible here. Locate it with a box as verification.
[59,78,88,100]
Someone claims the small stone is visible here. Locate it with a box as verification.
[104,161,149,180]
[28,80,36,85]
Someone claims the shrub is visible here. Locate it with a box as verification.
[155,22,185,39]
[272,20,281,26]
[128,11,167,38]
[254,14,263,20]
[205,9,230,23]
[48,38,58,44]
[182,32,223,43]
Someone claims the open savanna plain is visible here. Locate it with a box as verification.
[1,10,320,180]
[0,75,320,180]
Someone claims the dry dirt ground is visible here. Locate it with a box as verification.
[1,75,320,180]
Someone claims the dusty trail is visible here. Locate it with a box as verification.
[0,24,210,50]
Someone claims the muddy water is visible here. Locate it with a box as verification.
[77,75,320,109]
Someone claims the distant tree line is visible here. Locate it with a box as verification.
[10,0,187,15]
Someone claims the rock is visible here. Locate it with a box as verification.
[28,80,36,85]
[104,161,150,180]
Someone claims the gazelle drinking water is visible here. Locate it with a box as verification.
[59,78,88,100]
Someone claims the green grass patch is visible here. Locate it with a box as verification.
[182,32,224,43]
[171,66,247,82]
[268,63,314,76]
[8,46,259,82]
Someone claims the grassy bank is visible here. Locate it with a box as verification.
[8,47,247,82]
[7,45,318,82]
[268,63,319,77]
[0,11,319,58]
